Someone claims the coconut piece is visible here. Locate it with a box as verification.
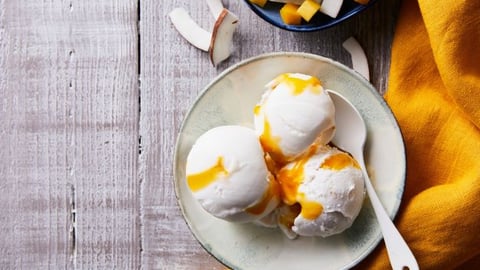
[319,0,343,18]
[168,8,212,52]
[169,3,239,66]
[209,8,239,66]
[206,0,224,19]
[342,36,370,81]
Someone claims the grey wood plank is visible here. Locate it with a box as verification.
[139,1,226,269]
[140,0,399,269]
[0,0,139,268]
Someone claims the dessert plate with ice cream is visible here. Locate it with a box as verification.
[174,52,406,269]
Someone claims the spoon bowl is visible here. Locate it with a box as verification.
[328,90,419,270]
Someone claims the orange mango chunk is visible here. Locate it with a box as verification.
[249,0,268,7]
[297,0,321,22]
[280,3,302,25]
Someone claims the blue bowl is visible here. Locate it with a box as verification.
[243,0,378,32]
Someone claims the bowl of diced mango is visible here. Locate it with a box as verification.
[244,0,376,32]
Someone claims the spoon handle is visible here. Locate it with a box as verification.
[359,158,419,270]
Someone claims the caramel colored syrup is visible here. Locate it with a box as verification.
[276,145,324,220]
[258,114,289,166]
[253,104,261,115]
[186,156,228,192]
[246,174,280,215]
[270,73,322,96]
[297,193,323,220]
[264,153,279,175]
[277,203,301,229]
[320,152,360,170]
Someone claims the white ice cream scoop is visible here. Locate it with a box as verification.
[254,73,336,164]
[276,145,365,238]
[185,125,280,223]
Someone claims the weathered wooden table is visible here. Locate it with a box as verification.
[0,0,400,268]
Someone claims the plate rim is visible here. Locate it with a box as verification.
[173,52,406,269]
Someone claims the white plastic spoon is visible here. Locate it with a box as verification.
[327,90,419,270]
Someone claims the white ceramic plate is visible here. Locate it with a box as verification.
[174,52,405,270]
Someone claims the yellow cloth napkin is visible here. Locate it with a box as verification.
[359,0,480,269]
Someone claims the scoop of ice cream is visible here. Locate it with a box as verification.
[254,73,336,164]
[186,125,280,223]
[276,145,365,238]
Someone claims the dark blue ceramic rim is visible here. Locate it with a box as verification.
[243,0,378,32]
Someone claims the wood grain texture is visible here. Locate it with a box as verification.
[139,1,224,269]
[139,0,399,269]
[0,0,139,268]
